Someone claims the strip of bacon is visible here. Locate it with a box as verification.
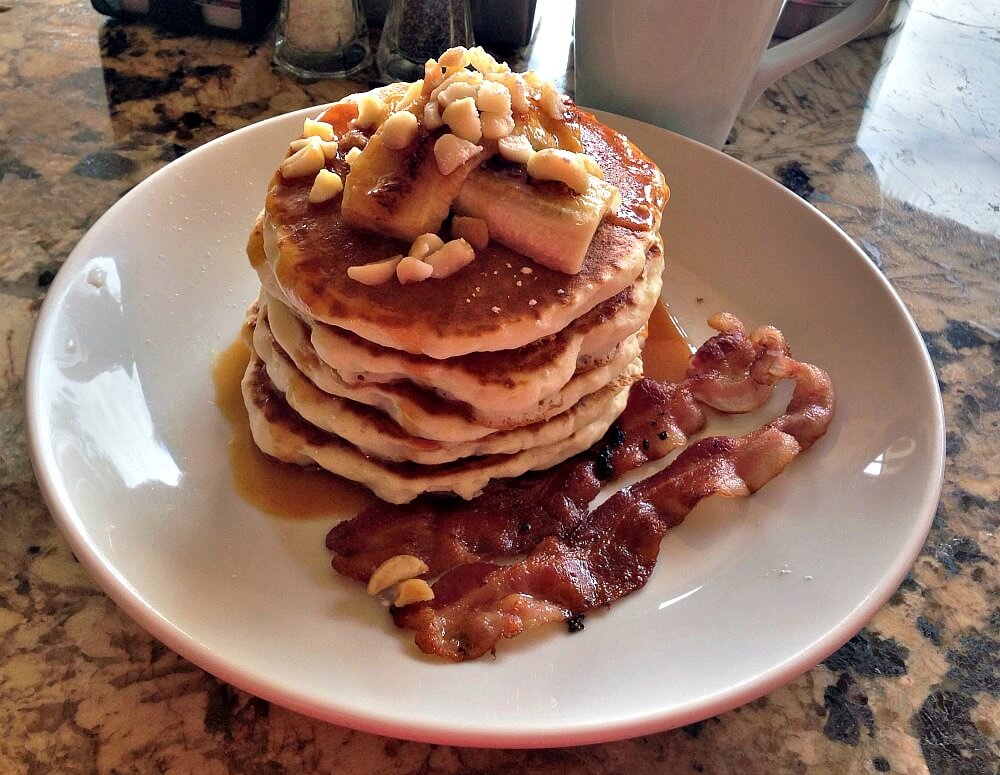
[392,331,834,661]
[326,316,785,582]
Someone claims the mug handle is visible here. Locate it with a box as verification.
[740,0,890,112]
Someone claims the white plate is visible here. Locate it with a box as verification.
[25,109,944,748]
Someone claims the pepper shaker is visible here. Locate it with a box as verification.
[275,0,371,79]
[376,0,474,82]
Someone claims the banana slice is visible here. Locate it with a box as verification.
[342,132,483,242]
[453,168,621,274]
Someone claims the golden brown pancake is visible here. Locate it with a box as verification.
[255,310,636,465]
[243,352,642,503]
[240,74,669,502]
[246,240,663,414]
[261,296,646,440]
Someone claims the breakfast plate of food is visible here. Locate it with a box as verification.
[26,49,943,747]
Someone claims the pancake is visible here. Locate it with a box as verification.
[308,247,661,408]
[262,295,646,441]
[255,309,636,465]
[260,104,667,358]
[248,250,662,415]
[250,214,662,411]
[238,54,670,502]
[249,213,662,411]
[243,353,642,503]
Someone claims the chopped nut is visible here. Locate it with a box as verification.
[290,135,336,159]
[289,136,321,152]
[423,57,445,92]
[396,255,434,284]
[442,97,482,143]
[539,81,564,120]
[467,46,509,75]
[392,578,435,607]
[438,46,470,73]
[303,117,335,141]
[528,298,537,306]
[433,133,483,175]
[380,110,419,150]
[308,169,344,203]
[507,74,530,113]
[347,255,403,286]
[476,80,512,114]
[280,141,326,178]
[527,148,590,194]
[409,232,445,259]
[487,72,528,112]
[396,78,424,111]
[437,80,479,110]
[429,70,481,106]
[425,238,475,279]
[345,146,362,165]
[522,70,543,89]
[423,100,443,131]
[520,266,533,274]
[320,140,339,160]
[497,134,534,164]
[451,216,489,250]
[367,554,430,595]
[480,110,515,140]
[355,92,385,129]
[491,306,501,314]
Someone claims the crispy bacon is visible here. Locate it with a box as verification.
[687,312,790,413]
[394,341,834,660]
[327,457,604,581]
[326,318,777,581]
[326,315,834,660]
[326,377,707,581]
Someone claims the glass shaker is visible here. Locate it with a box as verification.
[274,0,372,79]
[376,0,474,83]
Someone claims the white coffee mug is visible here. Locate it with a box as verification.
[574,0,890,148]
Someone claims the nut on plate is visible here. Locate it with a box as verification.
[392,578,435,607]
[367,554,431,595]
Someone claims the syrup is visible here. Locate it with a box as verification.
[642,301,695,383]
[212,337,373,519]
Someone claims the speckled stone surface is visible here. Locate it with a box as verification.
[1,0,998,772]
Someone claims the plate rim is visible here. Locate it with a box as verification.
[24,107,945,748]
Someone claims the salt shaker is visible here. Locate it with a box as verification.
[376,0,474,82]
[275,0,371,79]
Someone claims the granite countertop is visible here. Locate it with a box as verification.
[1,0,997,772]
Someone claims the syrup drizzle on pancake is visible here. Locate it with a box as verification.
[216,305,691,518]
[213,336,373,520]
[642,301,695,384]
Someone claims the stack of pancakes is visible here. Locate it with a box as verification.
[241,94,667,504]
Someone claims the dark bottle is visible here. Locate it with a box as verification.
[376,0,474,82]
